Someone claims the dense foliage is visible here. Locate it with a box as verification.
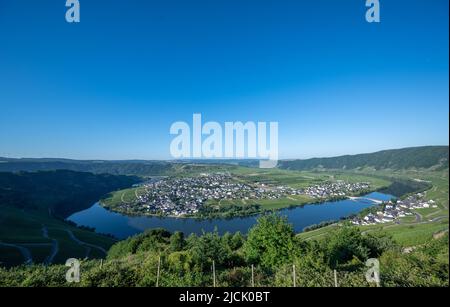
[0,170,140,217]
[0,214,447,287]
[197,204,263,219]
[0,159,173,176]
[378,178,432,198]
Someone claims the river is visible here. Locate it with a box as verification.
[68,191,393,239]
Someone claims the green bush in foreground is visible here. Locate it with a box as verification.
[0,214,448,287]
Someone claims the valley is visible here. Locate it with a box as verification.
[0,146,448,287]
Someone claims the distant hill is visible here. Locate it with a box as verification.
[1,146,448,174]
[0,170,141,218]
[0,158,173,176]
[278,146,449,171]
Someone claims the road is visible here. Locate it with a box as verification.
[42,226,59,265]
[2,226,108,266]
[121,191,126,203]
[414,212,423,223]
[0,226,59,266]
[430,216,447,223]
[65,229,107,256]
[135,188,141,199]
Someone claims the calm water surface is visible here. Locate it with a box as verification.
[68,192,393,239]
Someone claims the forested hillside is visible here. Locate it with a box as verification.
[278,146,449,171]
[0,159,173,176]
[0,170,140,218]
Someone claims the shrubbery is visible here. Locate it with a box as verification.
[0,214,448,287]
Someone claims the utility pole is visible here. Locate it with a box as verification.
[251,264,255,287]
[156,255,161,287]
[212,260,216,287]
[292,264,296,287]
[334,269,338,287]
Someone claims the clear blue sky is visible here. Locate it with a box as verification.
[0,0,448,160]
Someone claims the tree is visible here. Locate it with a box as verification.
[170,231,185,252]
[230,232,244,250]
[323,226,370,266]
[243,214,296,269]
[190,230,229,270]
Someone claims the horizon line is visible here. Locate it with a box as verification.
[1,145,448,162]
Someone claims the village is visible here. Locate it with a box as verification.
[300,181,371,199]
[352,192,438,226]
[118,173,286,216]
[114,173,375,217]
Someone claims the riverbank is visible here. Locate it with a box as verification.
[69,192,393,239]
[99,189,380,220]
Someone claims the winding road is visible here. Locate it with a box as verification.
[42,226,59,265]
[414,212,423,223]
[2,225,108,266]
[65,229,107,256]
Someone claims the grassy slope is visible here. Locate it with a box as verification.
[0,206,116,267]
[0,171,136,267]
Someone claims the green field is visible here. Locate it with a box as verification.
[206,194,314,210]
[101,187,145,206]
[298,218,449,246]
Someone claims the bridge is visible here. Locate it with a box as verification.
[348,196,383,204]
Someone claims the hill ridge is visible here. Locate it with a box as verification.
[278,145,449,171]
